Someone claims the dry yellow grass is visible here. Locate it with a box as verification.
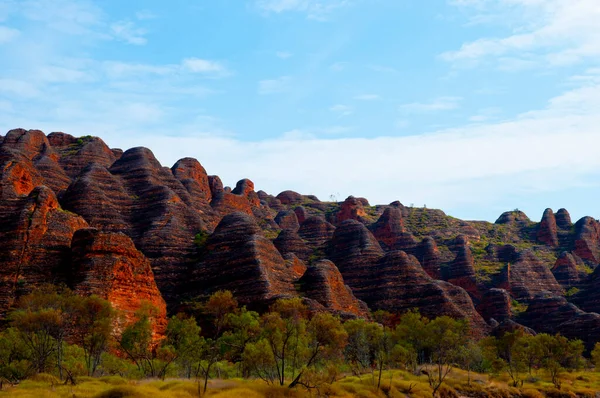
[4,369,600,397]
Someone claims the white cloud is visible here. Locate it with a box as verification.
[110,20,147,45]
[256,0,351,20]
[399,96,462,112]
[258,76,291,94]
[0,26,19,43]
[0,79,41,98]
[135,10,156,20]
[276,51,293,59]
[182,58,226,74]
[368,64,397,73]
[444,0,600,68]
[329,62,348,71]
[330,104,353,116]
[4,71,600,220]
[353,94,380,101]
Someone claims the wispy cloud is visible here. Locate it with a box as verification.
[256,0,351,20]
[110,20,147,45]
[182,58,227,74]
[443,0,600,68]
[0,26,19,43]
[353,94,380,101]
[329,62,348,71]
[368,64,397,73]
[135,10,156,20]
[276,51,293,59]
[258,76,291,94]
[399,96,462,112]
[330,104,353,117]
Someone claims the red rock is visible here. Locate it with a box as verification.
[552,252,586,289]
[556,208,573,230]
[369,251,488,334]
[298,216,336,249]
[274,210,300,231]
[294,206,308,224]
[57,137,116,179]
[495,210,531,225]
[298,260,369,318]
[47,132,77,147]
[273,229,312,262]
[492,320,536,337]
[502,250,564,300]
[537,208,559,247]
[370,207,405,250]
[2,129,52,161]
[208,175,225,198]
[327,220,384,296]
[335,196,368,225]
[276,190,303,205]
[191,213,297,307]
[446,236,479,299]
[521,292,600,351]
[477,288,511,323]
[414,237,441,279]
[70,228,167,339]
[0,184,88,317]
[573,217,600,264]
[171,158,212,203]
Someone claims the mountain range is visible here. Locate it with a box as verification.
[1,128,599,348]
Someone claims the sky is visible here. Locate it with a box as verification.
[0,0,599,222]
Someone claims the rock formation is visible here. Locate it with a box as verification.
[298,260,369,318]
[70,228,167,338]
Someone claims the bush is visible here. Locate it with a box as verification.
[94,386,144,398]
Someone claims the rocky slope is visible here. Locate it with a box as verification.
[1,128,600,343]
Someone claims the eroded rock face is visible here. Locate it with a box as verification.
[70,229,167,338]
[552,252,586,289]
[503,251,564,300]
[0,184,88,316]
[191,213,296,308]
[495,210,531,225]
[298,216,336,249]
[573,266,600,315]
[336,196,368,225]
[370,207,405,250]
[274,210,300,232]
[273,229,311,262]
[537,208,559,247]
[446,236,479,299]
[521,293,600,351]
[573,217,600,264]
[477,288,511,323]
[276,190,304,205]
[415,237,441,279]
[369,251,488,334]
[327,220,384,295]
[556,208,573,230]
[298,260,369,318]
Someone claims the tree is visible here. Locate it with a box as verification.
[194,290,239,393]
[591,342,600,369]
[344,319,373,375]
[422,316,469,397]
[456,342,484,386]
[69,295,114,376]
[481,330,527,387]
[8,286,70,375]
[118,302,169,378]
[261,298,308,386]
[243,338,278,384]
[394,309,428,373]
[222,306,261,372]
[0,328,31,384]
[536,334,584,389]
[288,312,347,388]
[163,314,204,379]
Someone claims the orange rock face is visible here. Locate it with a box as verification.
[71,229,167,338]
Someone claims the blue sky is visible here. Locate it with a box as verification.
[1,0,599,222]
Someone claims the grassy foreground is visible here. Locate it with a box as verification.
[4,369,600,398]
